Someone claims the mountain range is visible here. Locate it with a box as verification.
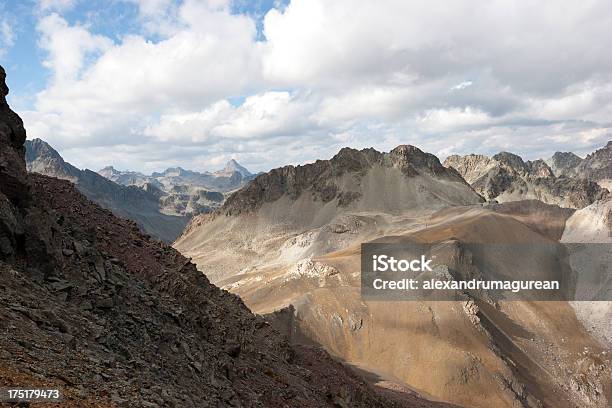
[24,138,253,242]
[99,158,253,193]
[444,151,609,208]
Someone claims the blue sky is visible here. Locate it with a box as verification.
[1,1,611,173]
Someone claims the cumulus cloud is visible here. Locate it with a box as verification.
[21,0,612,172]
[37,14,112,82]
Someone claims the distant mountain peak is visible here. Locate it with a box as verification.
[218,159,252,176]
[161,166,195,177]
[98,165,119,175]
[552,151,582,160]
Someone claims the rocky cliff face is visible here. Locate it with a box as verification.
[561,197,612,349]
[0,66,31,260]
[1,65,451,407]
[444,151,608,209]
[0,66,28,205]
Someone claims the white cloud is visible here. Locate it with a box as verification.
[37,14,112,82]
[263,0,612,94]
[417,107,492,133]
[22,0,612,172]
[146,91,317,142]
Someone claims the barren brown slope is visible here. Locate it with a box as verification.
[561,197,612,349]
[178,199,612,407]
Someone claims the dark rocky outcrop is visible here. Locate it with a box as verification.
[0,66,29,259]
[1,65,452,407]
[0,66,28,205]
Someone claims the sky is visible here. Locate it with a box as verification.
[1,0,612,174]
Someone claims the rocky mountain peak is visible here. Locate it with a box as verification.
[389,144,464,180]
[99,165,118,174]
[552,151,583,162]
[525,159,554,178]
[219,159,251,176]
[25,138,81,183]
[585,140,612,160]
[164,166,189,176]
[492,151,527,172]
[25,138,63,162]
[443,154,494,184]
[547,151,584,177]
[220,145,481,216]
[388,144,424,158]
[329,146,381,174]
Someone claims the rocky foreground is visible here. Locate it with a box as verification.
[0,67,454,407]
